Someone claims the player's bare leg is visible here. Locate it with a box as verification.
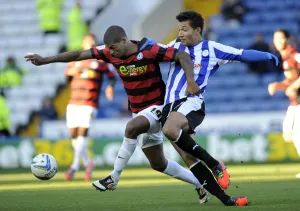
[142,143,208,204]
[162,112,230,189]
[93,114,208,204]
[162,112,247,206]
[170,134,199,167]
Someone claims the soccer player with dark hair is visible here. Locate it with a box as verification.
[25,25,210,204]
[63,33,116,181]
[158,10,281,206]
[25,23,259,205]
[269,29,300,178]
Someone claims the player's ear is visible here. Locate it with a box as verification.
[195,27,201,35]
[120,37,127,44]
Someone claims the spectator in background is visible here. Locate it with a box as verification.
[64,34,115,181]
[0,56,26,89]
[40,97,58,121]
[221,0,248,27]
[247,33,271,75]
[203,22,217,41]
[0,93,11,137]
[67,0,88,51]
[37,0,62,36]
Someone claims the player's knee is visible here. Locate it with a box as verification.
[125,121,137,138]
[71,134,77,139]
[149,160,167,172]
[70,132,78,139]
[125,120,144,138]
[163,120,188,141]
[162,125,177,141]
[125,117,150,138]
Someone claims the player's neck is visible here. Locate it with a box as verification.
[188,37,202,47]
[125,42,139,57]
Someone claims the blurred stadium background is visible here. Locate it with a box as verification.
[0,0,299,174]
[1,0,300,210]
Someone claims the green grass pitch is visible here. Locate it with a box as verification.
[1,163,300,211]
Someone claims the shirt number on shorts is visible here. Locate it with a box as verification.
[151,108,162,119]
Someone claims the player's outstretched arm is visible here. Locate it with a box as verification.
[213,42,281,70]
[240,50,280,68]
[175,51,200,96]
[24,50,93,66]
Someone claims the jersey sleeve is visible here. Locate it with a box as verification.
[90,45,110,63]
[167,39,177,47]
[149,43,178,62]
[212,41,244,65]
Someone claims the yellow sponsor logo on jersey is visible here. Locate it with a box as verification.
[119,65,148,76]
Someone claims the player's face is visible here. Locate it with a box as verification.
[107,40,127,58]
[177,21,201,46]
[273,31,288,51]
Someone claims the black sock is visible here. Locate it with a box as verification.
[176,131,219,169]
[190,161,230,205]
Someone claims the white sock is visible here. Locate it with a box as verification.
[111,137,137,182]
[78,136,91,167]
[71,137,85,171]
[163,159,202,189]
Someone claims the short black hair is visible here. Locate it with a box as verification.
[176,10,204,35]
[275,29,290,38]
[103,25,127,45]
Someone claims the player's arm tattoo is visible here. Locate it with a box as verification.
[44,50,93,63]
[174,51,195,83]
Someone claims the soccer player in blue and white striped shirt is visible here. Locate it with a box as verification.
[160,10,281,206]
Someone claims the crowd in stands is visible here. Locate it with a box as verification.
[1,0,299,137]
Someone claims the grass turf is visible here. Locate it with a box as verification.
[1,163,300,211]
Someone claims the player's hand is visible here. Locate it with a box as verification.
[267,53,279,67]
[285,85,297,99]
[24,53,47,66]
[268,82,278,96]
[267,53,284,72]
[186,81,200,96]
[105,84,114,101]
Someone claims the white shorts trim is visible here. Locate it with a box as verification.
[66,104,97,128]
[177,97,204,116]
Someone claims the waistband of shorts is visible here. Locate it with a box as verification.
[164,96,205,107]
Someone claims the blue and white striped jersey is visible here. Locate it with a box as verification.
[163,39,244,105]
